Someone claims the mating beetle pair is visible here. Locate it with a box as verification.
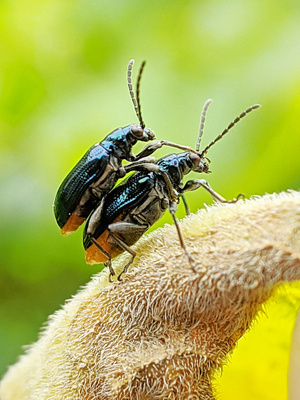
[54,60,260,281]
[54,60,193,236]
[83,100,259,280]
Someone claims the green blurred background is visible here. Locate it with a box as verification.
[0,0,299,398]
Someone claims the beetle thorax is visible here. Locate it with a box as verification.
[101,126,136,160]
[157,153,192,190]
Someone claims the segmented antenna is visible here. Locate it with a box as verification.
[136,61,146,129]
[196,99,212,152]
[127,59,146,129]
[200,104,261,156]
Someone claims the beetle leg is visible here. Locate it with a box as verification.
[127,163,179,204]
[108,223,148,281]
[86,198,105,236]
[224,192,245,203]
[105,260,115,283]
[137,164,179,204]
[134,141,164,159]
[124,162,159,174]
[108,222,148,236]
[123,157,157,174]
[180,193,191,215]
[177,184,191,215]
[108,232,136,281]
[168,201,195,271]
[123,162,179,204]
[180,179,244,203]
[90,236,115,282]
[158,170,179,204]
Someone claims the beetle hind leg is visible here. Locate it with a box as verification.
[90,236,116,282]
[118,258,134,281]
[107,222,148,281]
[108,231,137,281]
[106,259,115,283]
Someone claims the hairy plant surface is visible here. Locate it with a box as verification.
[1,191,299,399]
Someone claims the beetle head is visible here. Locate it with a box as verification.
[189,152,211,174]
[169,152,210,182]
[130,124,155,141]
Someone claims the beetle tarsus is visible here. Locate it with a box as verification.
[106,260,115,282]
[117,259,133,281]
[218,192,245,204]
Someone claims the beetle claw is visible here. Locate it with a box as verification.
[117,273,123,282]
[227,193,245,203]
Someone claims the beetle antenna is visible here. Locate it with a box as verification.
[136,60,146,129]
[127,59,145,129]
[200,104,261,156]
[196,99,212,152]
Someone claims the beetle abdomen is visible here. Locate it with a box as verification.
[83,172,155,248]
[85,213,128,264]
[54,145,110,233]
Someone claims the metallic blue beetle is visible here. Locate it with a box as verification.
[54,60,195,235]
[83,100,260,281]
[54,60,156,235]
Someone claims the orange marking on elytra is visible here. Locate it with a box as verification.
[85,211,129,264]
[61,213,86,236]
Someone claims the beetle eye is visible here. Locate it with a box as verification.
[130,124,144,137]
[189,152,201,166]
[189,153,211,173]
[130,124,155,141]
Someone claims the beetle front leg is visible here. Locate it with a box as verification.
[122,157,157,175]
[180,179,244,204]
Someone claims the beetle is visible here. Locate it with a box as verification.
[83,100,260,281]
[54,60,194,235]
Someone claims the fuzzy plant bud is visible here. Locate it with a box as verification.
[0,191,300,399]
